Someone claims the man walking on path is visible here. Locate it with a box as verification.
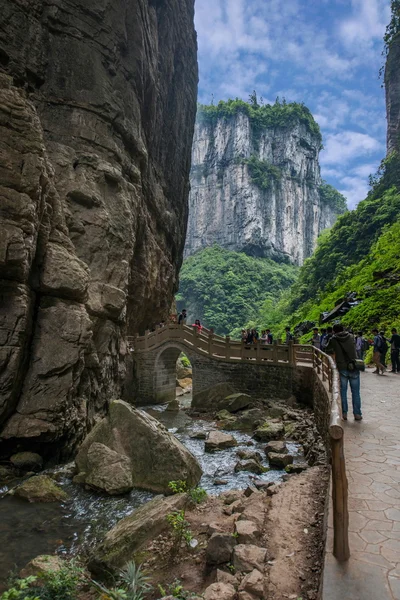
[310,327,321,349]
[372,328,386,374]
[325,324,362,421]
[388,327,400,373]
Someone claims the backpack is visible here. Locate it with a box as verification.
[380,337,389,355]
[362,338,370,352]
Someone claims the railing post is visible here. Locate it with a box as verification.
[272,339,278,362]
[225,336,230,359]
[208,332,214,356]
[331,433,350,561]
[144,330,149,350]
[288,340,294,364]
[256,339,261,362]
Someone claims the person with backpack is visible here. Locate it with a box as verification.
[372,328,386,375]
[284,326,293,344]
[266,329,273,344]
[388,327,400,373]
[379,331,389,369]
[355,331,369,360]
[325,324,362,421]
[321,326,333,351]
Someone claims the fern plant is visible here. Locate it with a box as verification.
[91,561,152,600]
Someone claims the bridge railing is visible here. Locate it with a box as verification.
[129,325,349,560]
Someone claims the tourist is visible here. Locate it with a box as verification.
[355,331,367,360]
[260,330,268,344]
[266,329,273,344]
[192,319,203,332]
[241,329,247,342]
[284,326,293,344]
[309,327,321,349]
[246,329,254,344]
[388,328,400,373]
[178,309,187,325]
[321,326,333,351]
[320,328,327,348]
[372,329,386,375]
[252,328,259,343]
[325,324,362,421]
[379,331,389,369]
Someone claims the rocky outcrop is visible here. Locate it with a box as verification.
[0,0,197,456]
[13,474,68,502]
[185,108,341,265]
[385,35,400,153]
[75,400,202,494]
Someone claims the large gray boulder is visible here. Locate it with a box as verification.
[192,382,235,413]
[75,400,202,494]
[218,393,251,413]
[90,493,186,574]
[14,475,68,503]
[205,431,237,452]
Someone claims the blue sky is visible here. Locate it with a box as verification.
[194,0,391,209]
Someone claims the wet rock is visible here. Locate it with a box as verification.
[206,533,236,565]
[214,479,229,486]
[192,382,235,413]
[217,410,237,422]
[203,582,236,600]
[218,393,252,413]
[190,430,208,440]
[76,400,202,494]
[233,544,267,573]
[205,431,237,452]
[253,420,285,442]
[234,460,265,475]
[237,449,263,462]
[223,408,265,432]
[264,440,287,455]
[76,442,133,495]
[239,568,264,598]
[20,555,63,578]
[14,475,68,503]
[235,520,261,545]
[285,462,308,474]
[89,494,186,573]
[0,465,17,482]
[267,452,294,469]
[10,452,43,471]
[265,402,286,418]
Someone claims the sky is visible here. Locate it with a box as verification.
[194,0,392,209]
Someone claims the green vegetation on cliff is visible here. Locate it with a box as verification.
[244,156,282,191]
[198,97,322,144]
[176,246,298,337]
[319,182,347,214]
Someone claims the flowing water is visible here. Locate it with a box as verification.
[0,395,302,586]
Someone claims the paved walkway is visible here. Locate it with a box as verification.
[324,369,400,600]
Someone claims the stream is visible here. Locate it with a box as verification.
[0,394,302,586]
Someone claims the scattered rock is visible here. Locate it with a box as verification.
[192,382,235,413]
[216,569,237,586]
[218,393,252,413]
[0,465,16,482]
[238,494,266,528]
[239,568,264,598]
[217,410,237,422]
[203,582,237,600]
[89,494,186,574]
[206,533,236,565]
[189,430,208,440]
[10,452,43,471]
[223,499,245,516]
[264,440,287,455]
[20,555,63,578]
[76,442,133,495]
[253,420,285,442]
[177,377,192,389]
[267,452,294,469]
[235,520,261,545]
[221,490,244,505]
[266,483,280,496]
[234,460,265,475]
[265,403,286,418]
[205,431,237,452]
[244,485,258,497]
[233,544,267,573]
[14,475,68,503]
[214,479,229,486]
[285,462,309,474]
[254,481,273,492]
[223,408,265,431]
[76,400,202,494]
[237,449,263,461]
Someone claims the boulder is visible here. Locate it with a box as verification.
[216,569,237,586]
[264,440,287,455]
[234,460,265,475]
[203,582,236,600]
[233,544,267,573]
[20,555,63,578]
[205,431,237,452]
[236,450,263,462]
[235,520,261,545]
[218,393,251,413]
[190,430,208,440]
[253,420,285,442]
[14,475,68,503]
[239,569,264,598]
[75,400,202,494]
[78,443,133,495]
[222,408,265,432]
[267,452,294,469]
[192,382,235,413]
[89,494,186,574]
[177,377,192,390]
[238,494,266,528]
[217,410,237,422]
[10,452,43,471]
[206,533,236,565]
[285,462,308,474]
[0,465,16,482]
[265,403,286,418]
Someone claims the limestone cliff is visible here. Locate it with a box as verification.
[0,0,197,457]
[385,34,400,153]
[185,102,344,265]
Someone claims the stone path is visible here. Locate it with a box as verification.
[323,369,400,600]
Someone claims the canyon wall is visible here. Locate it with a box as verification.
[386,34,400,153]
[185,108,341,265]
[0,0,197,458]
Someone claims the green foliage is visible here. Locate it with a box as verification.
[197,97,322,146]
[168,480,207,504]
[177,245,298,337]
[244,155,282,191]
[179,353,191,368]
[188,486,207,504]
[167,510,193,548]
[168,480,188,494]
[384,0,400,53]
[319,182,347,214]
[1,562,83,600]
[91,561,152,600]
[157,580,198,599]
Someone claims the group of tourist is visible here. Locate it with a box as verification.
[178,309,205,333]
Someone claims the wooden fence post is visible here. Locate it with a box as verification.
[331,432,350,561]
[272,339,278,362]
[144,330,149,350]
[225,336,231,359]
[208,332,214,356]
[288,340,294,364]
[256,339,261,362]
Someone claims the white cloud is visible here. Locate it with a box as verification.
[339,176,370,209]
[321,131,383,166]
[339,0,391,46]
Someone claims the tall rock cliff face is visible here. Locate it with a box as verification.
[385,34,400,153]
[0,0,197,457]
[185,106,340,265]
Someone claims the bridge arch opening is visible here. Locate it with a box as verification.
[154,344,193,405]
